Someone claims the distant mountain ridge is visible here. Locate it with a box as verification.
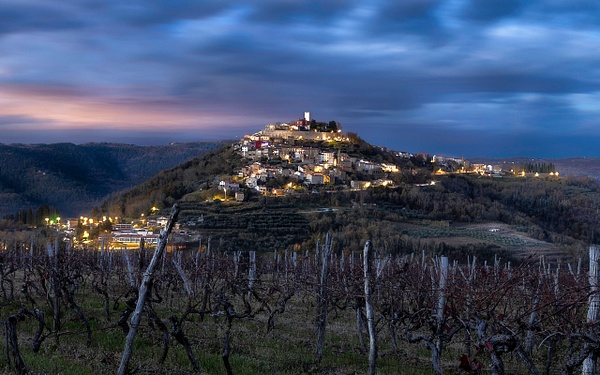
[0,141,231,217]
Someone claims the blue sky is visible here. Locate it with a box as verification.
[0,0,599,157]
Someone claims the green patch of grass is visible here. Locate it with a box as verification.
[22,344,97,375]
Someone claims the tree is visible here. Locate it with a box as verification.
[347,132,360,144]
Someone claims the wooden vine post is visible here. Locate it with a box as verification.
[117,203,180,375]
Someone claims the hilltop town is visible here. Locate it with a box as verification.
[230,112,401,198]
[227,112,560,200]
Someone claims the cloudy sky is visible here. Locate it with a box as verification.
[0,1,598,157]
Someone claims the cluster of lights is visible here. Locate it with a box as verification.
[44,217,61,226]
[212,193,229,201]
[79,216,118,226]
[381,164,399,173]
[513,170,560,177]
[80,216,94,225]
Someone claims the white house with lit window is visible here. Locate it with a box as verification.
[305,173,325,185]
[113,233,159,244]
[319,152,335,164]
[219,181,240,192]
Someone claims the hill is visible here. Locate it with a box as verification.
[0,141,230,218]
[4,124,599,262]
[98,136,600,262]
[98,132,433,219]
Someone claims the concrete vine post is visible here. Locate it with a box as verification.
[583,245,600,375]
[434,256,449,366]
[248,251,256,299]
[29,238,34,272]
[525,272,543,356]
[46,242,61,335]
[462,256,475,357]
[315,233,332,363]
[123,250,135,289]
[117,203,180,375]
[363,240,377,375]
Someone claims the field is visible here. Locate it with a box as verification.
[399,222,566,259]
[173,200,576,264]
[0,229,596,375]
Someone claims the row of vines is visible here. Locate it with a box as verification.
[0,207,599,374]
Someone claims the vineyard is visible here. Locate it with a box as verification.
[0,206,599,374]
[176,201,310,253]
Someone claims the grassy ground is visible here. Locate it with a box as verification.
[0,288,553,375]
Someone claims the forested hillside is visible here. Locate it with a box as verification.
[97,140,600,262]
[0,141,230,218]
[348,175,600,253]
[142,175,596,261]
[472,156,600,182]
[100,145,244,218]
